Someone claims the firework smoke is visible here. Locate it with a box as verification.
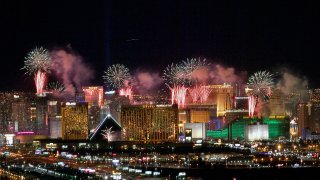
[277,72,308,98]
[51,46,94,95]
[133,71,163,94]
[186,63,247,85]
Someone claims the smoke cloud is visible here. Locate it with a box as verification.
[277,72,308,95]
[133,71,163,94]
[190,64,246,84]
[51,46,94,95]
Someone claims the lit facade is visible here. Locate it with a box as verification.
[206,84,234,116]
[121,105,178,142]
[268,88,286,116]
[207,117,289,140]
[49,116,62,139]
[35,96,49,135]
[82,86,104,132]
[297,103,310,138]
[88,105,101,132]
[61,102,88,140]
[0,93,13,133]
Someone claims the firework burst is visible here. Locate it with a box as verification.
[189,85,212,103]
[47,81,65,92]
[22,47,52,95]
[22,47,51,74]
[189,85,202,103]
[181,58,209,85]
[103,64,131,89]
[163,58,209,86]
[163,63,185,86]
[163,58,209,108]
[170,85,188,108]
[246,70,274,117]
[247,70,274,100]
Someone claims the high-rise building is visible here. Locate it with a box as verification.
[47,100,62,139]
[268,88,286,116]
[297,103,311,138]
[0,93,13,133]
[49,116,62,139]
[88,105,101,132]
[310,89,320,103]
[35,96,49,135]
[11,93,35,132]
[206,84,234,116]
[82,86,104,132]
[61,102,88,140]
[121,104,178,142]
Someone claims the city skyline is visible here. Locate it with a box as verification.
[2,0,320,91]
[2,1,320,179]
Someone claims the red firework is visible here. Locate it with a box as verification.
[34,70,46,96]
[119,86,133,100]
[170,85,188,108]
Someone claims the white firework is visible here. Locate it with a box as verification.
[163,63,185,85]
[47,81,65,92]
[163,58,208,86]
[181,58,208,85]
[22,47,52,74]
[247,70,274,100]
[181,58,207,74]
[103,64,131,89]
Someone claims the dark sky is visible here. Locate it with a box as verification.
[2,0,320,91]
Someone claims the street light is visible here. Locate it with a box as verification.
[277,144,282,155]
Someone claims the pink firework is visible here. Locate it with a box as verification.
[248,95,256,117]
[171,87,175,105]
[200,86,212,103]
[170,85,188,108]
[119,86,133,100]
[82,87,104,107]
[34,70,46,96]
[189,85,212,103]
[189,85,202,103]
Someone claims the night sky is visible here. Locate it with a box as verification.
[2,0,320,91]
